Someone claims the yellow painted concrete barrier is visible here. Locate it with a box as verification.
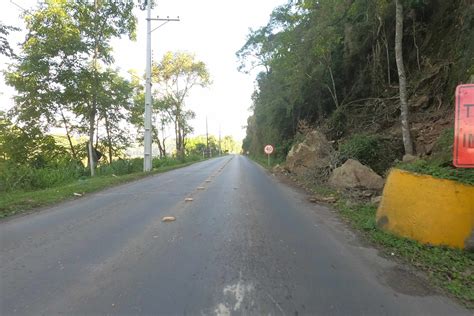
[376,169,474,250]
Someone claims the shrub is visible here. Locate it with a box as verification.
[430,128,454,166]
[326,109,347,140]
[339,133,403,174]
[0,162,85,192]
[96,158,143,176]
[398,159,474,186]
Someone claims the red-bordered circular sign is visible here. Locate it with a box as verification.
[264,144,274,155]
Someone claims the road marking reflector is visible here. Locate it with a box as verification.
[162,216,176,222]
[205,180,211,183]
[197,187,205,190]
[185,197,194,202]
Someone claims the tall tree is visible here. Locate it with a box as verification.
[5,0,137,174]
[395,0,414,155]
[152,51,210,158]
[97,68,134,164]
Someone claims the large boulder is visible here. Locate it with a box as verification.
[328,159,384,190]
[285,130,334,176]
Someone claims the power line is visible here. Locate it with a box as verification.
[10,0,26,12]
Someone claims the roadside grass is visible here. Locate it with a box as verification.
[336,201,474,306]
[0,160,203,218]
[249,154,284,170]
[397,159,474,186]
[251,156,474,307]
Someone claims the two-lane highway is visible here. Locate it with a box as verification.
[0,155,468,315]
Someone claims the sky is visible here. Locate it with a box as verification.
[0,0,287,141]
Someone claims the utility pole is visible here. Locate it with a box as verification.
[206,116,210,158]
[218,125,222,156]
[141,0,179,172]
[143,0,152,172]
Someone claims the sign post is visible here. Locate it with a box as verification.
[454,84,474,168]
[264,144,274,166]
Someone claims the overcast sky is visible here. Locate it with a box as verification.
[0,0,286,141]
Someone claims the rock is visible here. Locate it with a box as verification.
[272,164,285,174]
[286,130,334,176]
[328,159,384,190]
[161,216,176,222]
[309,195,337,204]
[320,196,337,203]
[371,196,383,205]
[402,154,418,163]
[425,142,435,155]
[362,190,373,197]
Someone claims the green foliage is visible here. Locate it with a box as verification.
[398,160,474,186]
[0,154,206,194]
[337,201,474,305]
[0,159,202,218]
[5,0,137,167]
[151,51,211,158]
[326,108,347,140]
[429,127,455,166]
[96,158,143,176]
[398,127,474,185]
[0,21,19,57]
[238,0,397,157]
[339,133,403,174]
[0,161,85,192]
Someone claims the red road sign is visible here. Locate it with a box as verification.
[454,84,474,168]
[264,145,274,155]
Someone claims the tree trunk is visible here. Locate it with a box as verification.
[60,110,77,161]
[327,64,339,108]
[105,115,113,164]
[395,0,414,155]
[88,0,99,176]
[152,126,164,158]
[88,114,96,176]
[161,123,167,157]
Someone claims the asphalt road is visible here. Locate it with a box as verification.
[0,155,469,315]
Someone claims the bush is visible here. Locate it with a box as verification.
[0,162,85,192]
[430,128,454,166]
[0,155,204,193]
[326,109,347,140]
[398,160,474,186]
[397,127,474,185]
[339,133,403,174]
[96,158,143,176]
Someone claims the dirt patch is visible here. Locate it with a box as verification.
[380,266,436,297]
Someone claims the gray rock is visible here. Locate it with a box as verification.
[328,159,384,190]
[285,130,334,176]
[402,154,418,163]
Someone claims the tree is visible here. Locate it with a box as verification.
[0,22,19,57]
[97,68,134,163]
[395,0,414,155]
[130,82,171,159]
[152,51,210,158]
[5,0,137,174]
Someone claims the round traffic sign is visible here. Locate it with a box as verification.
[264,144,274,155]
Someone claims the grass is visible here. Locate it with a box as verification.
[398,159,474,186]
[337,200,474,307]
[249,154,284,170]
[0,160,203,218]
